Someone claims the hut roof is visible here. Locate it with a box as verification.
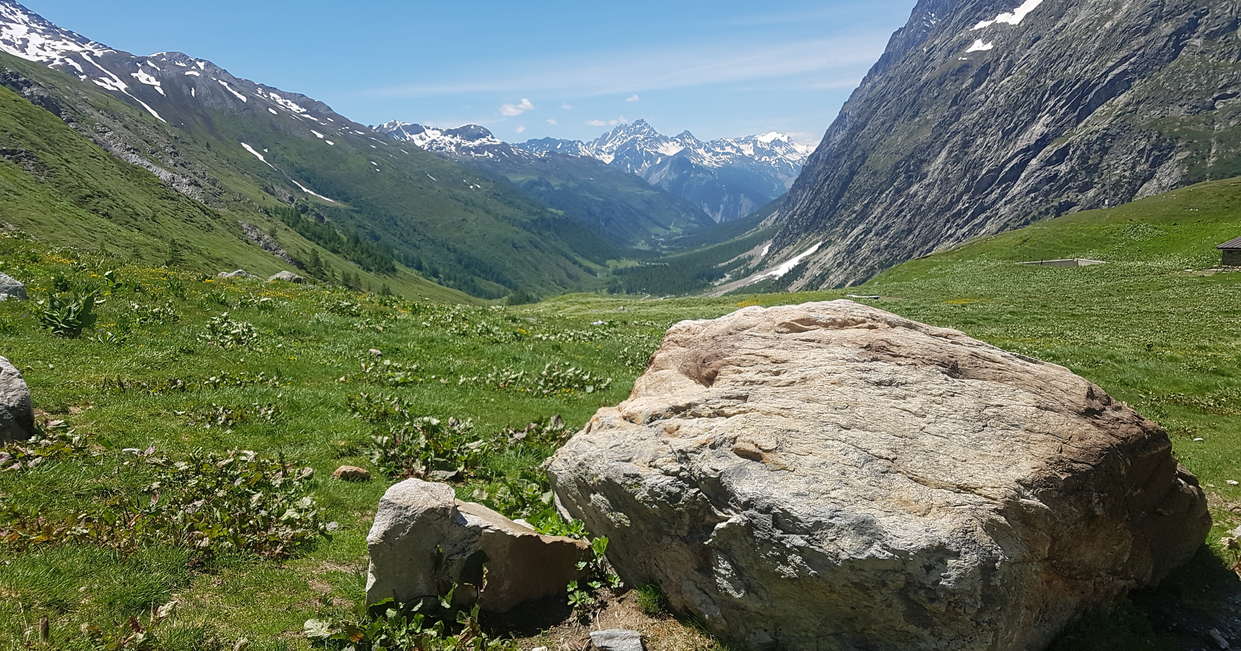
[1218,236,1241,250]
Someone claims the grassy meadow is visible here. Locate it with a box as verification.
[0,177,1239,649]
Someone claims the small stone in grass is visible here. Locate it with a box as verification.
[332,466,371,482]
[590,629,645,651]
[1193,437,1205,442]
[1227,480,1239,486]
[368,348,383,357]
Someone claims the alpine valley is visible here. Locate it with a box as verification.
[2,0,1241,649]
[0,0,807,300]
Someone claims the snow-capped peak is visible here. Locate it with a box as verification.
[374,122,527,161]
[529,119,815,174]
[0,0,111,69]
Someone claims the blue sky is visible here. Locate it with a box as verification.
[25,0,916,145]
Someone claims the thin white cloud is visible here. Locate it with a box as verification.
[586,117,627,128]
[546,118,558,126]
[561,103,574,111]
[625,94,640,103]
[366,34,887,98]
[515,124,527,134]
[499,98,535,116]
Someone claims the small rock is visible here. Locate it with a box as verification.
[590,629,645,651]
[1194,437,1205,442]
[0,357,35,443]
[0,273,26,301]
[1228,480,1239,487]
[368,348,383,357]
[332,465,371,482]
[217,269,257,280]
[1208,628,1229,650]
[366,479,589,613]
[267,270,305,284]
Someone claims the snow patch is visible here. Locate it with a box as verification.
[217,80,247,102]
[130,68,164,95]
[240,142,338,202]
[973,0,1046,29]
[81,54,165,122]
[240,142,276,169]
[289,179,338,203]
[758,242,822,280]
[966,39,995,52]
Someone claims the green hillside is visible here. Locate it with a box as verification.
[467,153,715,249]
[0,59,471,303]
[0,51,614,299]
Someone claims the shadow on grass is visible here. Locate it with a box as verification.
[1051,546,1240,650]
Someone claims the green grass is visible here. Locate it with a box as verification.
[0,176,1239,648]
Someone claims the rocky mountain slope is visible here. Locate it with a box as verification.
[0,0,616,299]
[754,0,1241,290]
[375,121,715,247]
[522,120,812,222]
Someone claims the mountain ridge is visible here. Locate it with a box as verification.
[751,0,1241,290]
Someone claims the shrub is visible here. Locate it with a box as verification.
[181,403,280,429]
[36,289,99,337]
[305,593,515,650]
[0,450,331,560]
[346,392,415,422]
[367,417,486,481]
[458,363,612,397]
[131,301,180,326]
[567,536,621,616]
[357,359,424,386]
[0,426,91,472]
[200,313,259,349]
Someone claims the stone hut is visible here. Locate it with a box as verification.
[1219,236,1241,267]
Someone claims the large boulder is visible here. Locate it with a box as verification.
[217,269,257,280]
[267,270,304,284]
[366,479,589,613]
[549,300,1211,650]
[0,357,35,443]
[0,273,25,301]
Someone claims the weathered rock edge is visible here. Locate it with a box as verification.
[0,356,35,443]
[366,479,589,614]
[549,300,1210,650]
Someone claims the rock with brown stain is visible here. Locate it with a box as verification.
[366,479,589,613]
[549,300,1210,650]
[331,465,371,482]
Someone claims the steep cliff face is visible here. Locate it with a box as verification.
[767,0,1241,289]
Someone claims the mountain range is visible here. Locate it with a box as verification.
[524,120,811,223]
[377,119,812,224]
[373,121,716,247]
[730,0,1241,291]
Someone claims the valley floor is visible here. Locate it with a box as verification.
[1,178,1240,650]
